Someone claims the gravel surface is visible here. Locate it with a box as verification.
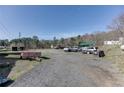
[10,49,124,87]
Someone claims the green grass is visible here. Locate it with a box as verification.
[0,49,50,80]
[0,48,10,52]
[8,59,41,80]
[101,45,124,73]
[0,54,42,80]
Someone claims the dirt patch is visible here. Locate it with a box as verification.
[84,65,119,86]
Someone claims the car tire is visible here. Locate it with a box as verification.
[87,52,90,54]
[20,56,22,59]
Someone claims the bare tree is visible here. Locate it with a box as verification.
[108,13,124,37]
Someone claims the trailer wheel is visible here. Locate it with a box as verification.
[29,58,32,61]
[39,58,42,62]
[20,56,22,59]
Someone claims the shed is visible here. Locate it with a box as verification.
[10,43,25,51]
[79,41,96,47]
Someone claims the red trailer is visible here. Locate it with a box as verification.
[20,51,42,61]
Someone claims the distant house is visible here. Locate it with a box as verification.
[104,37,124,45]
[79,41,96,47]
[10,43,25,51]
[104,41,121,45]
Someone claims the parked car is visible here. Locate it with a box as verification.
[120,45,124,51]
[78,47,82,52]
[82,47,98,54]
[64,46,79,52]
[63,47,70,52]
[54,45,64,49]
[54,46,59,49]
[93,50,98,55]
[69,46,79,52]
[0,76,10,85]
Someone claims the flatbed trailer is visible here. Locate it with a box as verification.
[0,51,42,61]
[20,51,42,61]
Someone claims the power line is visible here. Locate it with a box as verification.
[0,21,13,40]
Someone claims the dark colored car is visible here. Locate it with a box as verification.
[0,76,10,85]
[98,50,105,57]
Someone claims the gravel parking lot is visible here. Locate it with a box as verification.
[10,49,124,87]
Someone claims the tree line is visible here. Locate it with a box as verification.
[0,13,124,48]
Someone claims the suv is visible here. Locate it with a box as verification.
[69,46,79,52]
[64,46,79,52]
[82,47,98,54]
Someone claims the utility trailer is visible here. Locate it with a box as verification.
[20,51,42,61]
[0,51,42,61]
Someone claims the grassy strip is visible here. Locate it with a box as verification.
[0,54,42,80]
[101,45,124,73]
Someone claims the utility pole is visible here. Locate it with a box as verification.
[19,32,21,51]
[19,32,21,39]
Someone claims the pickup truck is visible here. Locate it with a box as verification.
[82,47,98,54]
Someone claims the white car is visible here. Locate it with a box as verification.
[63,48,69,52]
[82,47,98,54]
[120,45,124,51]
[70,46,79,52]
[64,46,79,52]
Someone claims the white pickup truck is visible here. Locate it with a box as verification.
[82,47,98,54]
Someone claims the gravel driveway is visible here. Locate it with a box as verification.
[10,49,124,87]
